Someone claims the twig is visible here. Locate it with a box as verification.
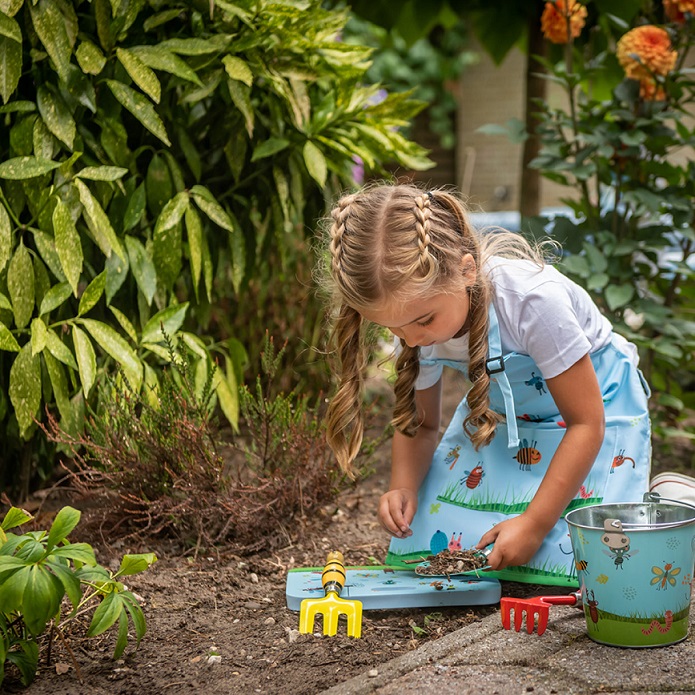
[55,625,83,683]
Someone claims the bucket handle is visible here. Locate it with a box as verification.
[643,491,695,511]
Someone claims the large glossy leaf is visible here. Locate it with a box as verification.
[39,282,72,316]
[22,565,64,636]
[75,179,126,261]
[28,0,72,82]
[140,303,188,344]
[106,79,170,146]
[45,349,74,429]
[0,11,21,42]
[116,47,161,103]
[115,552,157,577]
[185,206,203,299]
[0,156,60,179]
[87,591,124,638]
[30,317,47,356]
[45,506,80,551]
[227,79,254,137]
[7,241,34,328]
[155,190,189,234]
[81,318,142,390]
[303,140,327,187]
[0,320,19,352]
[153,220,182,290]
[8,343,41,438]
[222,55,253,87]
[75,165,128,181]
[72,324,96,398]
[45,328,78,370]
[36,85,75,149]
[52,199,83,295]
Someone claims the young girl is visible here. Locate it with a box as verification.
[321,182,658,583]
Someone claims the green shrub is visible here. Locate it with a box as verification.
[0,505,155,687]
[0,0,431,494]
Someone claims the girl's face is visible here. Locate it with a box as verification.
[361,255,477,348]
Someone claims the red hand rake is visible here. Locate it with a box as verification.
[500,591,582,636]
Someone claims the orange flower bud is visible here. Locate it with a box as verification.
[664,0,695,22]
[541,0,588,44]
[617,26,677,81]
[639,80,667,101]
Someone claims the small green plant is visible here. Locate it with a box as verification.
[0,505,155,687]
[409,611,445,638]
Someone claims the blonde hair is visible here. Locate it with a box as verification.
[320,182,547,474]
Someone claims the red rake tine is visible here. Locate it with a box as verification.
[500,593,581,636]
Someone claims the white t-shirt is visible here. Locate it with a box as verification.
[413,257,635,390]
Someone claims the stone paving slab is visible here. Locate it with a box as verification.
[322,599,695,694]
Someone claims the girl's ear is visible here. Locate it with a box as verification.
[460,253,477,285]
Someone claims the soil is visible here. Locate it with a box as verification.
[3,373,691,695]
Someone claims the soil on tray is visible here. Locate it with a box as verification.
[3,371,690,695]
[415,549,489,577]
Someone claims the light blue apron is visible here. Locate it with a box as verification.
[386,305,652,586]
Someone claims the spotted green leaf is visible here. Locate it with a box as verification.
[81,318,142,390]
[45,328,78,371]
[158,35,230,55]
[0,320,19,352]
[227,79,254,137]
[76,39,106,75]
[28,0,71,82]
[30,317,47,356]
[53,200,83,296]
[75,166,128,181]
[190,185,235,232]
[44,350,72,428]
[153,219,181,290]
[7,241,34,328]
[109,305,137,344]
[72,325,96,398]
[75,179,126,261]
[140,303,188,344]
[130,45,202,86]
[0,156,60,179]
[124,235,156,306]
[37,85,75,149]
[106,79,170,146]
[185,206,202,300]
[222,55,253,87]
[39,282,72,316]
[0,202,11,273]
[9,343,41,439]
[155,190,189,234]
[78,271,106,316]
[0,10,21,98]
[116,47,161,103]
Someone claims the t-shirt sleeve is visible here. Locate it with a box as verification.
[513,286,592,379]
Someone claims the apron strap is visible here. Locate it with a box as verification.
[487,304,519,448]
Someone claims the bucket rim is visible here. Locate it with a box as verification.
[565,500,695,532]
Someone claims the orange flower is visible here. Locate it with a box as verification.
[617,26,677,80]
[639,80,667,101]
[541,0,588,44]
[664,0,695,22]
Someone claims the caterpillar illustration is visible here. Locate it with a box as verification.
[641,610,673,635]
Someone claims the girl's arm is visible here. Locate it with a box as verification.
[378,379,443,538]
[479,353,605,569]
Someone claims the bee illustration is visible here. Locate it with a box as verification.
[514,439,541,471]
[575,559,589,574]
[610,449,635,473]
[461,463,485,490]
[651,563,681,590]
[524,371,546,395]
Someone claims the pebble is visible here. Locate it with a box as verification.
[244,601,262,609]
[368,669,378,678]
[264,617,275,625]
[207,655,222,665]
[250,573,259,583]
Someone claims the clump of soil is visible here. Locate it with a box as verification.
[415,549,489,577]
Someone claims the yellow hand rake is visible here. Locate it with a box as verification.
[298,551,363,638]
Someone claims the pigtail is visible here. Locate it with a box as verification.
[391,342,421,437]
[325,303,367,476]
[463,281,504,448]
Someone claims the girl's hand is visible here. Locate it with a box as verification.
[378,488,418,538]
[476,514,547,570]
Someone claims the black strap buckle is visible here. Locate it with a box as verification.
[485,356,505,375]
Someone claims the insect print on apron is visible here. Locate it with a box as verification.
[386,304,652,586]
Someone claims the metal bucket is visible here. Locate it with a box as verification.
[565,493,695,647]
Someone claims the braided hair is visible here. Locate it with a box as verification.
[320,183,539,474]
